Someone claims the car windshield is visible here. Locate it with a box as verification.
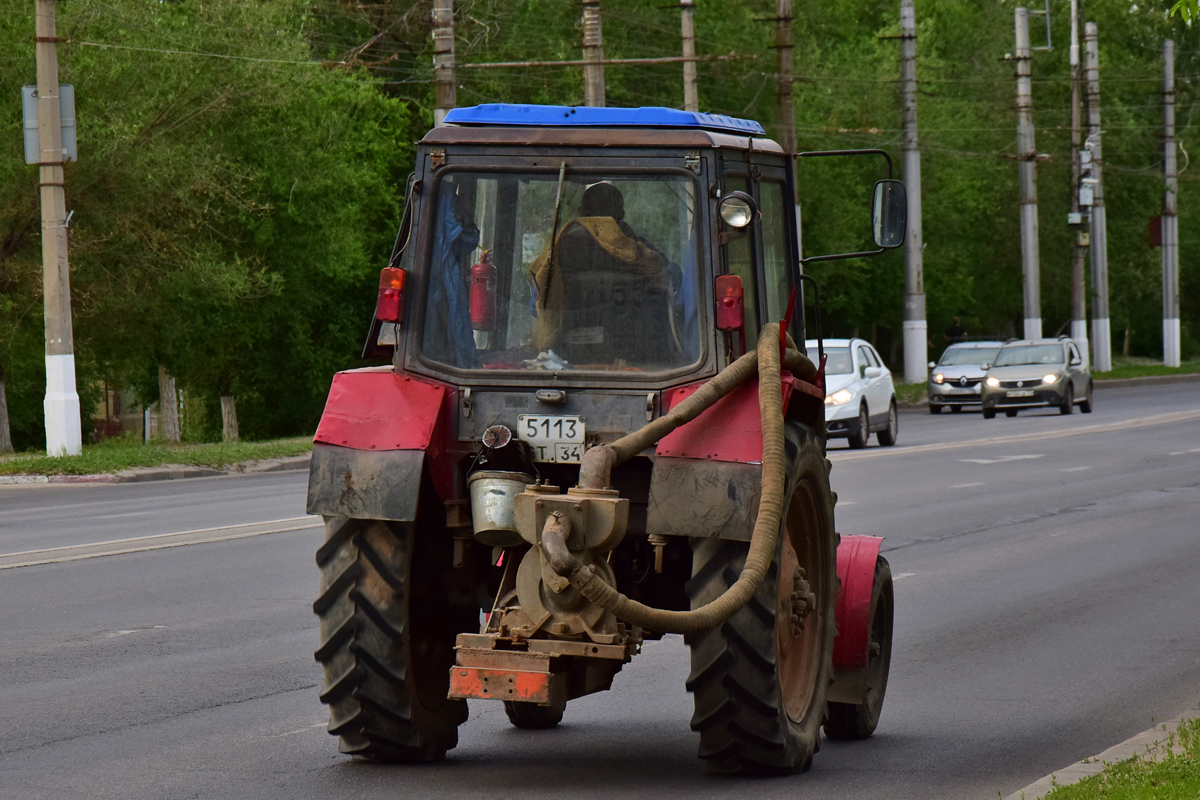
[419,170,701,373]
[823,347,853,375]
[940,346,999,366]
[992,344,1064,367]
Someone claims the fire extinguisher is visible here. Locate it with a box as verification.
[470,251,497,332]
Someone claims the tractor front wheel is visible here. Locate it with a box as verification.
[314,517,473,762]
[824,555,893,740]
[685,434,838,774]
[504,699,566,729]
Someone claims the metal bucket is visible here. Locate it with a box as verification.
[468,471,534,547]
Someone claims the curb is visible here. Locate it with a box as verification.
[1005,704,1200,799]
[0,453,311,486]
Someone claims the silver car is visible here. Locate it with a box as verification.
[980,338,1093,419]
[927,341,1003,414]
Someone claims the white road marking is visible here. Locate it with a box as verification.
[106,626,167,638]
[277,722,328,737]
[1168,448,1200,455]
[1061,466,1092,472]
[0,516,322,571]
[892,573,916,581]
[951,482,985,488]
[958,454,1044,465]
[829,409,1200,462]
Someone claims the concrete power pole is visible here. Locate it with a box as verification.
[1068,0,1088,352]
[900,0,926,385]
[432,0,455,127]
[681,0,699,112]
[1084,22,1111,372]
[1162,39,1181,367]
[35,0,82,456]
[582,0,605,107]
[1015,7,1042,341]
[775,0,795,157]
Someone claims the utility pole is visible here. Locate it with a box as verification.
[1015,7,1042,341]
[775,0,795,156]
[1068,0,1088,353]
[432,0,455,126]
[900,0,926,384]
[35,0,81,456]
[681,0,699,112]
[582,0,605,107]
[1162,39,1181,367]
[1084,22,1111,372]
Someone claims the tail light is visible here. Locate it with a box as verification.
[376,267,405,323]
[470,253,498,331]
[714,274,744,332]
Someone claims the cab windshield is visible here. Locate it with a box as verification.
[992,344,1064,367]
[420,170,701,373]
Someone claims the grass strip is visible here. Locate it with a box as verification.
[0,436,313,476]
[1040,716,1200,799]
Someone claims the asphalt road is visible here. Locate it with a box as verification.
[1,382,1198,799]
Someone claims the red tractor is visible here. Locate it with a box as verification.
[307,105,901,773]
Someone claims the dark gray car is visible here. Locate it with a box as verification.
[980,338,1093,418]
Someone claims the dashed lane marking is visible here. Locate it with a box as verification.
[892,573,917,581]
[951,482,985,488]
[1061,466,1092,472]
[958,454,1044,465]
[0,516,322,571]
[829,409,1200,462]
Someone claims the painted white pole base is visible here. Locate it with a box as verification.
[1090,317,1112,372]
[1023,318,1042,341]
[903,320,928,385]
[1163,318,1181,368]
[44,353,82,456]
[1070,319,1090,366]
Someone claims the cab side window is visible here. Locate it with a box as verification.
[722,176,760,335]
[760,181,792,323]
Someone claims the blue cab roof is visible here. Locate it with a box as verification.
[443,104,766,136]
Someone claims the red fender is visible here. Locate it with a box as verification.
[832,534,884,671]
[313,367,456,499]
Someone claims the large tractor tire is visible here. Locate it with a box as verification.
[685,432,839,774]
[314,516,472,762]
[504,699,566,729]
[824,555,893,740]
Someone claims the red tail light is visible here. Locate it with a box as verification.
[376,267,405,323]
[714,274,744,332]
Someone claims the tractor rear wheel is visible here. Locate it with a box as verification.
[314,516,472,762]
[504,699,566,729]
[824,555,893,740]
[685,433,838,774]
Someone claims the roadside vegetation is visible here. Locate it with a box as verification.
[1040,716,1200,799]
[0,435,312,476]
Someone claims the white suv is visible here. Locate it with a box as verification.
[807,338,898,449]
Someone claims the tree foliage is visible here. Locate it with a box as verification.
[2,0,1197,449]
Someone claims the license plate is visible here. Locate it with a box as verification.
[1007,390,1034,398]
[517,415,585,463]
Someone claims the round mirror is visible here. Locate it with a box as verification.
[719,191,756,228]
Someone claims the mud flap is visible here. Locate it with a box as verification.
[306,444,425,522]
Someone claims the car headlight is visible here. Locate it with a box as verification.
[825,389,855,406]
[1042,373,1060,384]
[933,373,945,384]
[985,377,1000,388]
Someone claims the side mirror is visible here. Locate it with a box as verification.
[1070,357,1081,366]
[981,363,991,370]
[927,361,936,370]
[864,366,883,379]
[871,179,907,248]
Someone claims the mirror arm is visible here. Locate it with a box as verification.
[797,148,894,179]
[798,273,824,372]
[801,248,886,266]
